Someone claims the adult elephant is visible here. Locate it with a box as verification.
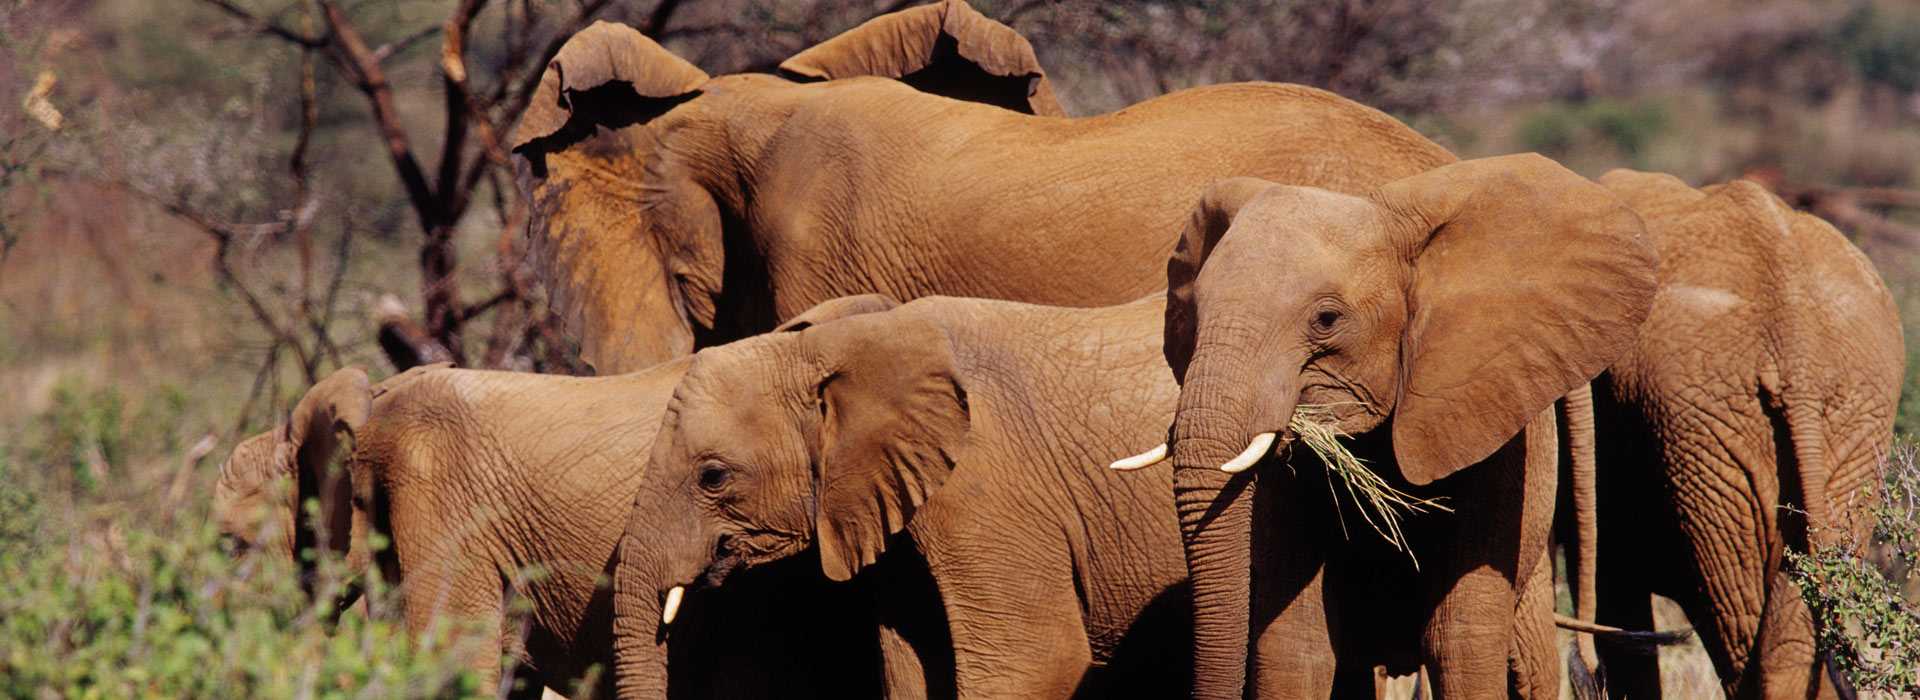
[1116,154,1660,698]
[609,293,1193,698]
[509,0,1456,375]
[214,351,881,698]
[1588,170,1905,699]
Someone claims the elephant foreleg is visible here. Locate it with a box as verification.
[1250,476,1336,699]
[1508,546,1559,700]
[401,556,508,692]
[1423,412,1554,700]
[918,532,1091,698]
[1422,564,1521,700]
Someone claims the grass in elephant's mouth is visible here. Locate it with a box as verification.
[1289,404,1450,568]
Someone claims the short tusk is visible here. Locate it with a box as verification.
[661,585,685,625]
[1109,443,1168,471]
[1219,432,1277,473]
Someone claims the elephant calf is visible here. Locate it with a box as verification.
[215,360,880,698]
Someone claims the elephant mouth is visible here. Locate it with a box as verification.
[660,529,810,626]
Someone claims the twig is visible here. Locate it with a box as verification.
[370,24,442,63]
[317,0,439,235]
[457,287,517,324]
[198,0,327,47]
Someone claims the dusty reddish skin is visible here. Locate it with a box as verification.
[1156,155,1659,699]
[1589,170,1905,700]
[213,360,879,699]
[509,11,1456,376]
[615,293,1194,698]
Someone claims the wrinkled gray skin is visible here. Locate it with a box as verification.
[610,294,1190,699]
[1590,171,1906,700]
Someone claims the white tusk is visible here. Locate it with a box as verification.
[661,585,685,625]
[1109,443,1169,471]
[1219,432,1277,473]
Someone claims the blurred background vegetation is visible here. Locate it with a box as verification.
[1,0,1917,695]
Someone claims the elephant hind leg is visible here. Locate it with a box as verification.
[1755,570,1835,700]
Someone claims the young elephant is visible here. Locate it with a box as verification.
[1120,154,1660,698]
[214,356,881,698]
[1589,171,1905,699]
[608,293,1192,698]
[511,0,1456,374]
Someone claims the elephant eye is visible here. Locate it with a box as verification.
[697,463,732,493]
[1311,308,1342,332]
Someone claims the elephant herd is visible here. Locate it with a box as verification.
[212,2,1906,698]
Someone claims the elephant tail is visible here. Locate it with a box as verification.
[1554,614,1696,646]
[1783,390,1837,549]
[1559,384,1603,689]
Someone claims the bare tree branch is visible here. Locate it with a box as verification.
[457,287,517,324]
[199,0,327,47]
[371,24,442,63]
[317,0,439,233]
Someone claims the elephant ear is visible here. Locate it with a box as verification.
[507,22,711,374]
[1165,177,1279,384]
[778,0,1065,116]
[508,21,708,161]
[287,368,374,572]
[805,315,971,582]
[1380,154,1657,485]
[773,294,902,333]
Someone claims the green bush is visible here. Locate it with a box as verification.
[32,378,127,496]
[1517,99,1670,166]
[0,469,490,698]
[1787,436,1920,695]
[1836,0,1920,93]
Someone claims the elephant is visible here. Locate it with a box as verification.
[508,0,1457,375]
[214,355,882,698]
[606,292,1196,698]
[1115,154,1661,698]
[1587,170,1906,699]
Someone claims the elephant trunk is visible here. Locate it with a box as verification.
[1171,347,1298,700]
[610,530,673,699]
[612,472,721,699]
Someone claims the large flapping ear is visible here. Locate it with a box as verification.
[773,294,902,333]
[1164,177,1279,384]
[1380,154,1658,485]
[778,0,1065,116]
[508,21,709,164]
[804,314,971,581]
[507,22,711,374]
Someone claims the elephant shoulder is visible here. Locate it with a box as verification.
[355,369,490,479]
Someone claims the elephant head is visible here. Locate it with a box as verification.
[509,1,1061,375]
[606,294,971,697]
[1145,154,1658,698]
[213,367,372,593]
